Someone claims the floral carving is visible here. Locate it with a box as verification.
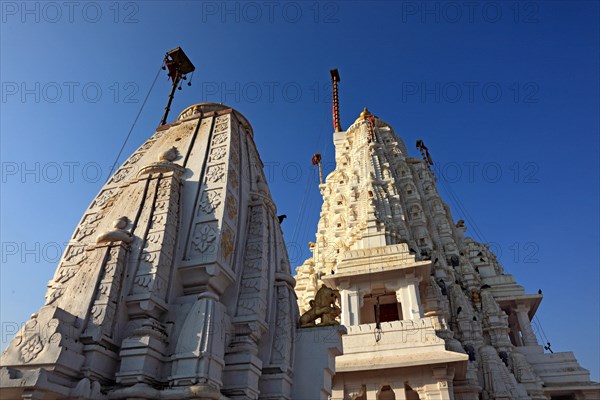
[91,305,105,323]
[152,129,166,140]
[20,334,43,363]
[209,147,227,163]
[238,298,259,314]
[198,190,222,214]
[64,245,87,264]
[214,119,229,133]
[151,213,166,228]
[245,259,263,272]
[109,167,130,184]
[141,251,158,264]
[45,287,64,305]
[247,206,264,235]
[192,224,217,254]
[146,232,164,245]
[55,267,77,283]
[138,140,155,152]
[245,242,264,260]
[212,133,228,146]
[74,213,103,242]
[124,152,144,166]
[241,277,261,291]
[206,165,225,183]
[179,105,201,120]
[134,275,154,289]
[94,190,117,209]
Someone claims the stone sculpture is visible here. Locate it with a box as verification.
[299,285,341,328]
[96,216,133,244]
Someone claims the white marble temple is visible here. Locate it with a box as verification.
[1,103,598,400]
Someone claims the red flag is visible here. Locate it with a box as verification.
[416,140,434,165]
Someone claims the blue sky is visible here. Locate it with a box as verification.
[1,0,598,380]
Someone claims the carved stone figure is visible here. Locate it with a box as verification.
[96,217,133,244]
[299,285,341,328]
[158,146,179,162]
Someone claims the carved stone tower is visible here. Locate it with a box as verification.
[294,108,599,400]
[0,103,298,400]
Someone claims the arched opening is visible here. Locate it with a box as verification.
[360,293,402,324]
[379,385,396,400]
[405,384,420,400]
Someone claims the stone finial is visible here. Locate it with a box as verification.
[354,106,373,124]
[158,146,179,162]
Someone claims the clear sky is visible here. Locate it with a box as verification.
[1,0,598,381]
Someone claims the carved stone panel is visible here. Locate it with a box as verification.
[236,205,269,321]
[198,190,222,216]
[190,222,219,258]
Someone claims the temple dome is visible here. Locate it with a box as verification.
[353,106,373,124]
[177,102,254,137]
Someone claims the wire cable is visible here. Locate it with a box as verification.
[291,104,329,246]
[534,315,552,347]
[437,176,488,244]
[106,66,162,182]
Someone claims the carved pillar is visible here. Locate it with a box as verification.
[396,278,422,320]
[330,385,345,400]
[222,201,272,399]
[347,288,361,326]
[407,279,423,319]
[366,383,380,400]
[340,289,350,326]
[80,241,130,383]
[117,164,184,386]
[396,289,409,322]
[171,113,240,391]
[391,382,407,400]
[419,378,454,400]
[515,305,538,346]
[510,323,524,347]
[169,291,228,388]
[431,366,455,400]
[258,273,297,399]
